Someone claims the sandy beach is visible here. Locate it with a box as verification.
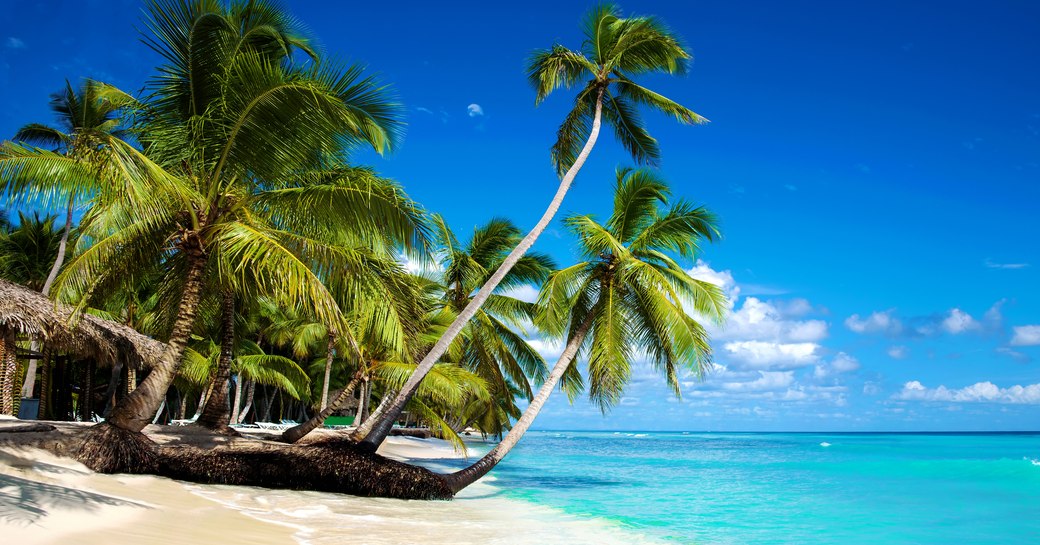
[0,424,663,545]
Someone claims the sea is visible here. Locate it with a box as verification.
[196,431,1040,545]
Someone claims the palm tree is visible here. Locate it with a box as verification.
[52,0,424,443]
[12,80,128,295]
[179,338,310,425]
[442,168,727,493]
[4,80,127,401]
[354,3,706,449]
[0,212,64,291]
[280,263,431,443]
[417,217,552,435]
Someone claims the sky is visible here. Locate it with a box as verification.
[1,1,1038,431]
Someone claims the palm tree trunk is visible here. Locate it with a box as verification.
[280,366,365,443]
[239,380,255,423]
[0,332,15,416]
[354,93,605,450]
[101,360,125,418]
[354,377,370,425]
[81,360,95,421]
[21,196,75,399]
[107,249,207,433]
[152,398,166,424]
[197,290,235,430]
[320,333,335,411]
[39,346,52,419]
[230,376,244,424]
[442,315,593,493]
[193,387,209,420]
[178,392,187,420]
[261,385,274,422]
[127,367,136,393]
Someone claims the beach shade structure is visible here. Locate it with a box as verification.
[0,278,167,417]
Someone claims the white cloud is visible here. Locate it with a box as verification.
[5,37,25,49]
[501,284,539,304]
[466,103,484,117]
[941,308,980,334]
[718,297,828,343]
[895,380,1040,404]
[996,347,1030,363]
[887,345,908,359]
[775,298,813,317]
[1011,325,1040,346]
[984,259,1029,270]
[723,341,820,370]
[720,371,794,392]
[845,309,902,335]
[813,352,860,379]
[527,338,564,361]
[847,306,995,338]
[687,260,739,306]
[415,106,434,114]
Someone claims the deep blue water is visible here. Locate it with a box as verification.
[461,431,1040,544]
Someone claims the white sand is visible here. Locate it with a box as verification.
[1,428,665,545]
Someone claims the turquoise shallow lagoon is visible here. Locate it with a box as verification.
[467,431,1040,544]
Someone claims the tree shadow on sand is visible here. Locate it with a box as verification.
[0,473,150,526]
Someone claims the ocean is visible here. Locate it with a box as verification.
[460,431,1040,544]
[194,431,1040,544]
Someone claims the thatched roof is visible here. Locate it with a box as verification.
[0,278,167,369]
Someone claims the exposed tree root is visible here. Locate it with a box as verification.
[2,421,453,500]
[75,422,159,474]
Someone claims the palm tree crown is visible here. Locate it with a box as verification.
[528,3,707,174]
[541,167,726,408]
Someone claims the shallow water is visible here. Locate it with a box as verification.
[483,431,1040,544]
[195,432,1040,544]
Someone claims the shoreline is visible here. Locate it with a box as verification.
[0,423,666,545]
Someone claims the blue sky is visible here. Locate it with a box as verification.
[1,1,1038,431]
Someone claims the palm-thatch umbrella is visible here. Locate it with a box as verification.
[0,278,167,415]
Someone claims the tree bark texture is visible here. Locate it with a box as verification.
[107,246,207,433]
[443,314,593,493]
[198,290,235,430]
[355,92,606,450]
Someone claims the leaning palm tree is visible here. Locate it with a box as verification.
[354,2,706,449]
[4,80,128,400]
[416,217,551,436]
[442,168,727,493]
[45,1,424,460]
[280,263,431,444]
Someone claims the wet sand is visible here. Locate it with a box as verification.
[1,425,664,545]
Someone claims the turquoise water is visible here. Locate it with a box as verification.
[458,432,1040,544]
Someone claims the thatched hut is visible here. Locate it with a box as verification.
[0,278,166,416]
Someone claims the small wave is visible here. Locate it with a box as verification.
[633,434,649,438]
[819,442,832,447]
[1025,457,1040,466]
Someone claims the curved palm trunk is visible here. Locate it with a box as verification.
[229,377,244,424]
[442,316,593,493]
[22,196,76,399]
[354,94,605,450]
[197,290,235,430]
[319,334,335,411]
[239,380,255,422]
[107,250,207,433]
[280,366,365,443]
